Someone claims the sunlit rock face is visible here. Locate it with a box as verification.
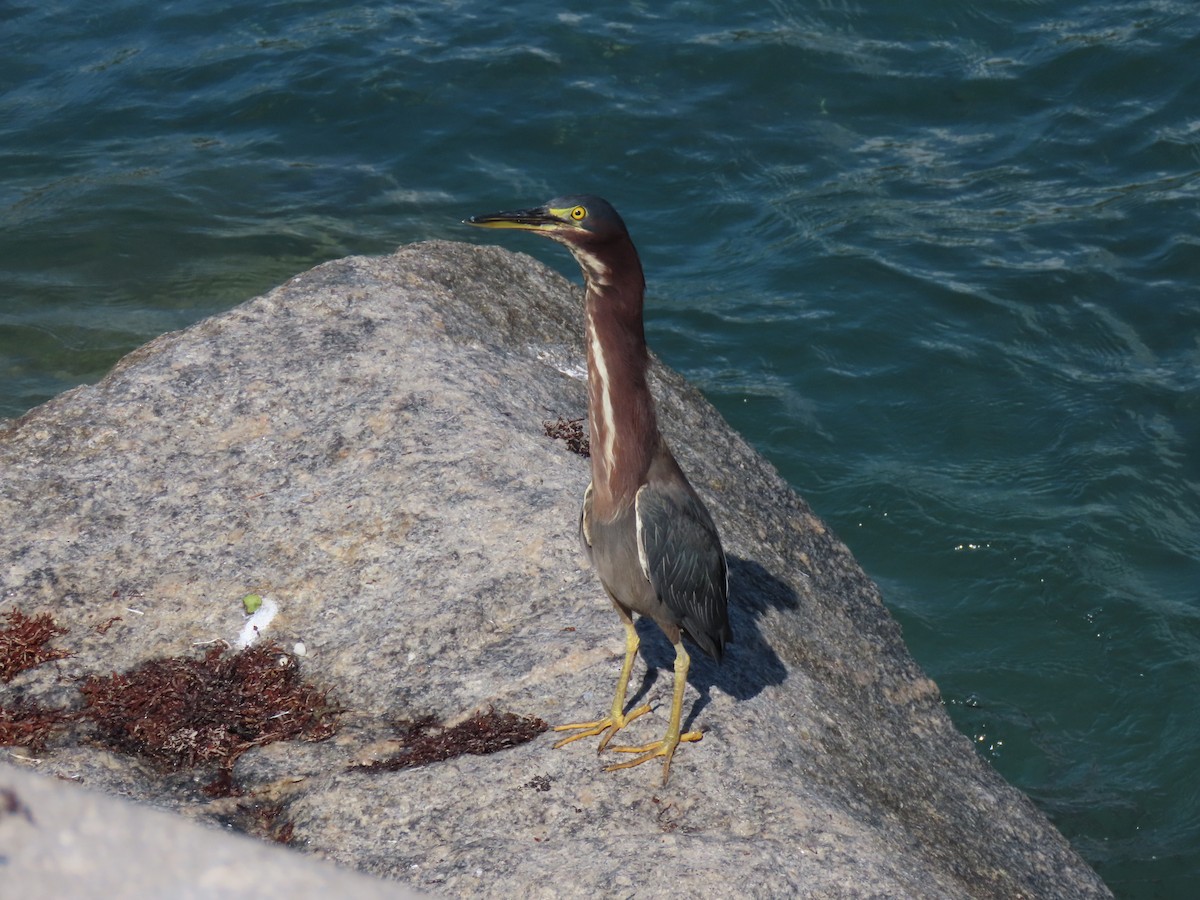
[0,241,1111,899]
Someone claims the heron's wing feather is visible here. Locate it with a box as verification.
[578,480,594,564]
[635,481,730,659]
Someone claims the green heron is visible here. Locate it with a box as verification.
[466,195,731,784]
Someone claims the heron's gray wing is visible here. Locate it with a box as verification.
[578,480,594,565]
[635,481,730,660]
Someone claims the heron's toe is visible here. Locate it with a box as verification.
[605,729,703,784]
[551,703,653,752]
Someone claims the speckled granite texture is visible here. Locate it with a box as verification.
[0,241,1110,898]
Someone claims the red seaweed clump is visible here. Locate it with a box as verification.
[0,700,70,752]
[542,415,590,458]
[360,708,548,772]
[0,608,71,682]
[79,642,338,771]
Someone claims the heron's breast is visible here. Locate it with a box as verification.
[586,508,662,618]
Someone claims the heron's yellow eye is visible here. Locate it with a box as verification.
[570,206,587,221]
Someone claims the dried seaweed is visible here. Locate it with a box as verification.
[79,643,338,771]
[0,609,71,682]
[361,708,548,772]
[244,800,295,844]
[542,415,590,458]
[212,796,297,844]
[0,701,70,752]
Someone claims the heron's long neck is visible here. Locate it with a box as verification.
[584,272,659,521]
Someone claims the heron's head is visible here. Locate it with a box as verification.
[465,194,640,290]
[466,194,630,248]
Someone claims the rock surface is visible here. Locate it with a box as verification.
[0,241,1110,898]
[0,761,423,899]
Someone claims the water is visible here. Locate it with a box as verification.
[3,1,1198,893]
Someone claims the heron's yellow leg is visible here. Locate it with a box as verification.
[606,641,702,785]
[553,618,652,752]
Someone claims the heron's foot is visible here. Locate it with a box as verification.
[605,730,703,785]
[552,704,652,753]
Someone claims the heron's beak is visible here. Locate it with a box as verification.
[464,206,562,232]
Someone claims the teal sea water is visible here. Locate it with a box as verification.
[3,1,1198,893]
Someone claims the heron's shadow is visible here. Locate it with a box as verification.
[625,554,795,731]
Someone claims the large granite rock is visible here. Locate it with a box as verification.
[0,241,1109,897]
